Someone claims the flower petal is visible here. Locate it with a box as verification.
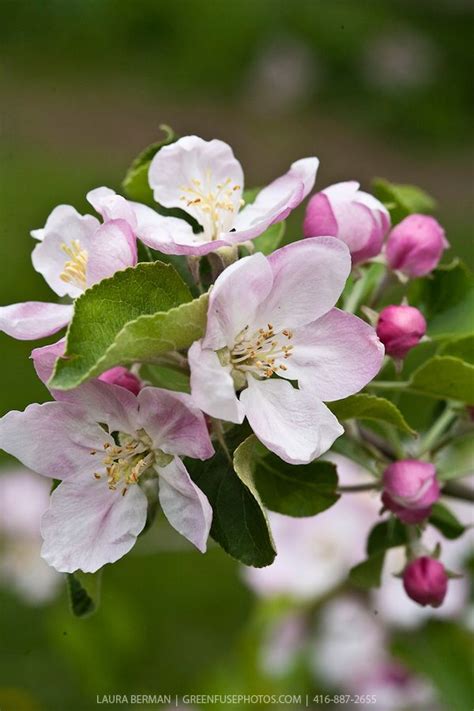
[41,476,147,573]
[86,186,137,229]
[203,252,273,350]
[53,379,140,436]
[255,237,351,332]
[281,308,384,400]
[30,205,86,241]
[189,340,245,424]
[85,219,137,285]
[0,302,73,340]
[137,386,214,459]
[158,457,212,553]
[149,135,244,234]
[31,210,100,298]
[131,202,211,255]
[31,338,66,384]
[240,377,343,465]
[0,402,111,480]
[229,157,319,243]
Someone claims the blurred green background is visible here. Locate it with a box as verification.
[0,1,473,710]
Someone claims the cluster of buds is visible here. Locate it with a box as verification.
[304,183,448,277]
[379,459,454,609]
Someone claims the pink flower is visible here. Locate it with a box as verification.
[0,192,137,341]
[386,214,449,277]
[136,135,318,255]
[243,455,379,600]
[0,381,214,572]
[0,467,61,604]
[403,557,448,608]
[98,366,142,395]
[382,460,440,524]
[303,181,390,263]
[189,238,384,464]
[376,305,427,360]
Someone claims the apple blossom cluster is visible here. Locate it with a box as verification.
[0,131,472,617]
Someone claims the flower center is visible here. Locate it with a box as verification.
[59,240,88,290]
[180,171,243,240]
[91,432,155,496]
[230,323,294,379]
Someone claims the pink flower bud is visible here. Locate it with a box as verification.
[376,305,426,359]
[303,181,390,264]
[382,460,439,524]
[403,557,448,608]
[98,366,142,395]
[386,214,449,277]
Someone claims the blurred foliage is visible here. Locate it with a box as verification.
[2,0,473,147]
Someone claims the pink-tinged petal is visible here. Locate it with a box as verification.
[31,338,66,384]
[53,380,140,436]
[0,302,73,340]
[30,205,87,241]
[282,309,384,400]
[303,192,338,237]
[85,219,137,285]
[228,157,319,243]
[41,476,147,573]
[203,252,273,350]
[255,237,351,332]
[0,402,112,480]
[149,136,244,235]
[131,201,213,255]
[157,457,212,553]
[31,210,100,298]
[137,386,214,460]
[354,190,390,233]
[240,377,343,465]
[86,186,137,230]
[189,340,245,424]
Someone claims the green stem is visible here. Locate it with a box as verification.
[381,422,405,460]
[417,407,457,457]
[344,274,368,314]
[338,482,379,493]
[368,380,408,391]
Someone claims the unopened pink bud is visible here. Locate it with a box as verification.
[386,214,449,278]
[98,366,142,395]
[376,305,426,359]
[382,460,439,524]
[403,557,448,607]
[303,181,390,264]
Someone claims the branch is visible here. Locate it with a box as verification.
[442,481,474,503]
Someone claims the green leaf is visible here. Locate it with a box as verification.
[66,572,98,618]
[366,519,408,556]
[439,335,474,364]
[392,620,473,711]
[409,262,474,340]
[409,356,474,403]
[429,502,466,540]
[328,394,416,435]
[187,429,276,568]
[348,552,385,589]
[122,125,176,203]
[253,220,286,255]
[140,364,190,393]
[254,452,339,518]
[435,433,474,481]
[49,262,203,390]
[372,177,436,224]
